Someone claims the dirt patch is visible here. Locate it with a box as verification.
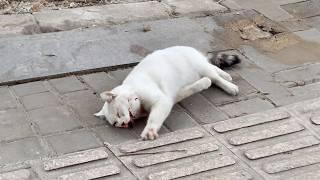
[217,11,320,65]
[0,0,149,14]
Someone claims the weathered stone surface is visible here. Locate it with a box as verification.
[164,105,198,131]
[0,109,34,142]
[213,111,290,133]
[263,150,320,174]
[0,87,17,110]
[281,0,320,18]
[133,141,219,167]
[43,147,108,171]
[11,81,47,97]
[228,123,304,145]
[244,136,320,160]
[180,94,228,124]
[29,106,82,135]
[64,90,105,126]
[0,138,44,165]
[0,169,32,180]
[294,28,320,44]
[119,128,204,153]
[197,170,253,180]
[109,68,132,82]
[34,1,170,32]
[274,63,320,86]
[0,14,40,36]
[94,126,138,145]
[148,156,235,180]
[46,130,101,155]
[49,76,86,94]
[287,169,320,180]
[81,72,120,93]
[219,98,274,118]
[0,17,212,84]
[164,0,227,15]
[21,92,60,111]
[58,165,120,180]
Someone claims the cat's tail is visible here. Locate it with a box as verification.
[208,52,241,69]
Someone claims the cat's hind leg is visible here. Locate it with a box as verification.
[203,65,239,96]
[175,77,211,103]
[211,65,233,82]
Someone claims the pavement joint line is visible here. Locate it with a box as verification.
[0,63,137,87]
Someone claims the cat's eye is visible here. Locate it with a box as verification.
[135,98,138,100]
[116,112,121,118]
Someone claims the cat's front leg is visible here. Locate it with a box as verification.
[141,98,173,140]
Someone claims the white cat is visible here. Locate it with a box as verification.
[95,46,240,140]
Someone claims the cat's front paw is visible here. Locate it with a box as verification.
[227,84,239,96]
[140,128,159,140]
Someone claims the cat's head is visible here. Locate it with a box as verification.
[94,86,141,128]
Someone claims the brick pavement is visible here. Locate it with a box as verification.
[1,0,320,179]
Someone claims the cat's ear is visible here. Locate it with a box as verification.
[100,91,116,103]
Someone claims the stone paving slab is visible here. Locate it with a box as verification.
[0,17,216,84]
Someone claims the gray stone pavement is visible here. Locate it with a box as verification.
[1,0,320,179]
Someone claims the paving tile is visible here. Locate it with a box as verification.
[109,68,132,82]
[57,164,120,180]
[230,53,293,106]
[244,136,320,160]
[164,105,198,131]
[21,92,60,111]
[164,0,227,15]
[212,111,290,133]
[0,109,34,142]
[119,128,204,153]
[81,72,120,93]
[0,137,44,165]
[263,150,320,174]
[148,155,235,180]
[0,87,17,110]
[29,106,82,135]
[228,122,304,145]
[11,81,48,97]
[274,63,320,87]
[180,93,228,124]
[219,98,275,118]
[43,147,108,171]
[294,28,320,43]
[0,14,40,36]
[287,169,320,180]
[46,130,101,155]
[49,76,87,94]
[64,90,106,126]
[94,125,138,145]
[0,169,33,180]
[281,0,320,18]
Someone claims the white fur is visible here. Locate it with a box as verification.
[95,46,239,140]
